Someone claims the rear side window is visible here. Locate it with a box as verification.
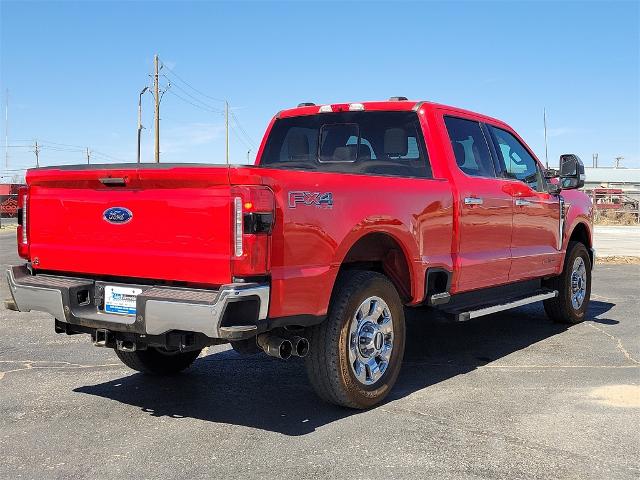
[260,111,431,178]
[444,116,495,178]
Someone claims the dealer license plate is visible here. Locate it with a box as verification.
[104,285,142,316]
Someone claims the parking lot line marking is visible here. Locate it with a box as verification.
[586,323,640,365]
[0,360,122,381]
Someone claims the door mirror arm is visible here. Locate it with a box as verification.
[547,183,562,195]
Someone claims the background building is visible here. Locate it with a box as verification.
[584,167,640,196]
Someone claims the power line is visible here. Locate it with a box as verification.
[161,61,226,103]
[11,140,126,161]
[229,124,253,150]
[92,151,127,162]
[166,89,225,115]
[156,56,258,163]
[162,75,224,113]
[39,145,84,152]
[230,111,257,148]
[34,140,84,149]
[10,143,127,164]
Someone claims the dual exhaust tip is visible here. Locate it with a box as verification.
[257,334,309,360]
[102,329,308,360]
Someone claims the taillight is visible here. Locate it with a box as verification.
[231,186,274,276]
[17,186,30,259]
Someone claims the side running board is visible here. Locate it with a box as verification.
[450,290,558,322]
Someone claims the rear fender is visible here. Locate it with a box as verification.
[332,224,422,304]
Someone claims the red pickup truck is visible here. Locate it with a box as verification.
[7,98,593,408]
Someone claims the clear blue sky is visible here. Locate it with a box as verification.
[1,0,638,177]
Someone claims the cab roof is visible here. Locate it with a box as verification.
[276,99,506,127]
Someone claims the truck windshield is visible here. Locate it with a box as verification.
[260,111,431,178]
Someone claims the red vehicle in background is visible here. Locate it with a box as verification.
[7,98,593,408]
[0,183,24,217]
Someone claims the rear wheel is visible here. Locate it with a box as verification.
[305,271,406,409]
[543,241,592,324]
[115,347,202,375]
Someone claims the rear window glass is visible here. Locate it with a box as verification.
[260,111,431,178]
[443,116,496,178]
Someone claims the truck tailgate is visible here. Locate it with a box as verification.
[26,165,233,286]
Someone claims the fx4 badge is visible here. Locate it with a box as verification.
[288,191,333,209]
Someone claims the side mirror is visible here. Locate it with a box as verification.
[559,154,585,190]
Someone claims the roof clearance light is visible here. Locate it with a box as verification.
[318,105,333,113]
[348,103,365,111]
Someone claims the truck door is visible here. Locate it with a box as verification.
[443,116,513,292]
[485,124,562,280]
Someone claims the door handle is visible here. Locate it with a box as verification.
[464,197,484,206]
[515,199,532,206]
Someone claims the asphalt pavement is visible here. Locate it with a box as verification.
[0,229,638,480]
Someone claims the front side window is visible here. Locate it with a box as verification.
[488,125,544,192]
[444,116,495,178]
[260,111,431,178]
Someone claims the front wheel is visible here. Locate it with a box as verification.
[543,241,592,324]
[115,347,202,375]
[305,271,406,409]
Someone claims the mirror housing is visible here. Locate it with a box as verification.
[559,154,585,190]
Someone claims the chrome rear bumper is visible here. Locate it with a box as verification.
[6,265,269,340]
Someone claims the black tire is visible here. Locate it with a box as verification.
[115,347,202,375]
[305,270,406,409]
[543,241,592,324]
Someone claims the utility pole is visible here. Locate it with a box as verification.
[247,149,251,163]
[225,100,229,165]
[615,156,623,169]
[86,147,91,164]
[4,89,8,170]
[154,54,160,163]
[137,86,149,163]
[543,107,549,169]
[34,141,40,168]
[592,153,598,168]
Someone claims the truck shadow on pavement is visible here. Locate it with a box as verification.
[74,300,615,436]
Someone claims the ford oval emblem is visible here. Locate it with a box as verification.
[103,207,133,225]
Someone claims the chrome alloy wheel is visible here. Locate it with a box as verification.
[348,296,394,386]
[570,256,587,310]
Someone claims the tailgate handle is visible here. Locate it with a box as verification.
[99,177,128,187]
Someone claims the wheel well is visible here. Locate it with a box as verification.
[569,222,590,248]
[569,222,593,264]
[339,233,412,302]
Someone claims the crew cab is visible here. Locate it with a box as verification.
[7,98,593,408]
